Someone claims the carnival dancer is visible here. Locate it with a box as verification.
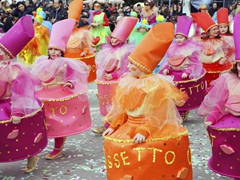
[37,8,53,33]
[0,16,47,173]
[191,12,233,87]
[93,17,138,134]
[89,1,111,48]
[140,0,158,25]
[31,19,92,160]
[159,15,205,121]
[18,14,50,65]
[217,8,235,63]
[199,4,208,13]
[65,0,96,83]
[102,22,192,180]
[198,13,240,180]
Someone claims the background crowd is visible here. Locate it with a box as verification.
[0,0,240,33]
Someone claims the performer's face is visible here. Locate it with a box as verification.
[110,37,120,46]
[208,25,219,38]
[94,4,101,11]
[175,34,186,45]
[139,27,147,34]
[127,62,146,78]
[34,20,41,26]
[48,48,62,60]
[144,3,150,10]
[219,25,228,34]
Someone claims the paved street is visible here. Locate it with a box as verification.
[0,83,232,180]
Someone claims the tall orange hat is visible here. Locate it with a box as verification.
[191,12,217,32]
[217,8,229,26]
[68,0,83,22]
[128,23,174,74]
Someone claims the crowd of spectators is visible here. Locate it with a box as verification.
[0,0,239,33]
[207,0,240,16]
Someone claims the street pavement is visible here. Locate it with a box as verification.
[0,83,233,180]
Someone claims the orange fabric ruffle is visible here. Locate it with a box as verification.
[104,74,188,138]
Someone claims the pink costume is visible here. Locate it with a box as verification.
[0,16,48,163]
[159,16,206,115]
[31,19,92,139]
[161,16,203,80]
[217,8,235,63]
[198,13,240,179]
[95,17,138,116]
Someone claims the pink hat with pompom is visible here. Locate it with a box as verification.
[0,16,34,59]
[48,19,75,52]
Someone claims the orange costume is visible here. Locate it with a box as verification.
[18,15,50,65]
[103,23,193,180]
[64,0,96,83]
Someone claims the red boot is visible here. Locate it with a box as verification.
[45,137,66,160]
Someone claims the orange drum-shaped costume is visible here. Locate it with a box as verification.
[103,75,193,180]
[65,27,96,83]
[64,0,96,83]
[103,23,193,180]
[104,122,192,180]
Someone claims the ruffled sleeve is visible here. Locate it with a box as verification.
[198,73,229,123]
[11,71,40,116]
[221,35,235,63]
[186,51,203,79]
[62,58,90,93]
[135,76,188,137]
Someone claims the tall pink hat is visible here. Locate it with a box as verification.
[175,16,192,38]
[111,17,138,43]
[0,16,34,59]
[234,13,240,61]
[48,19,75,52]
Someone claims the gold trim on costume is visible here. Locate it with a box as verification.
[73,54,95,60]
[128,56,152,74]
[211,127,240,131]
[0,103,44,124]
[206,24,218,33]
[218,23,229,26]
[41,90,87,102]
[174,69,206,84]
[0,43,14,59]
[207,69,231,74]
[175,32,188,38]
[95,79,118,85]
[104,130,188,143]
